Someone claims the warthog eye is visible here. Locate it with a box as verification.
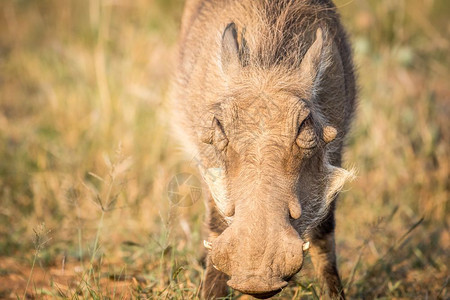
[201,117,228,152]
[213,118,229,152]
[296,116,317,149]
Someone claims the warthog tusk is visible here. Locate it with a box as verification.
[203,240,212,250]
[212,264,219,271]
[302,241,310,251]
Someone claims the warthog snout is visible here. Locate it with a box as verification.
[209,210,305,298]
[227,276,288,299]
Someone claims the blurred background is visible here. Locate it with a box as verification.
[0,0,448,298]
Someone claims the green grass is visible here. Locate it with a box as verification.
[0,0,448,298]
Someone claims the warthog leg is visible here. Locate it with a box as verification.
[203,255,230,299]
[309,202,346,300]
[202,195,231,299]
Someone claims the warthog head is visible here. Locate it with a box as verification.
[199,23,354,298]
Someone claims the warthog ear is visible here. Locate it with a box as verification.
[299,28,343,100]
[299,28,325,98]
[221,23,241,77]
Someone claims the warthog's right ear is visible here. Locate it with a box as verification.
[221,23,241,77]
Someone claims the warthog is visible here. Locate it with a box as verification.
[172,0,356,298]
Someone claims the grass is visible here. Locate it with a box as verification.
[0,0,448,298]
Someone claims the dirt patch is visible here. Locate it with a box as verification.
[0,256,145,299]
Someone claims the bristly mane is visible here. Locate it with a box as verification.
[232,0,339,70]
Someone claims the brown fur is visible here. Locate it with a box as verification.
[172,0,356,298]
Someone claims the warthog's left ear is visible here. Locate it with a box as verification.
[221,23,242,77]
[299,28,344,100]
